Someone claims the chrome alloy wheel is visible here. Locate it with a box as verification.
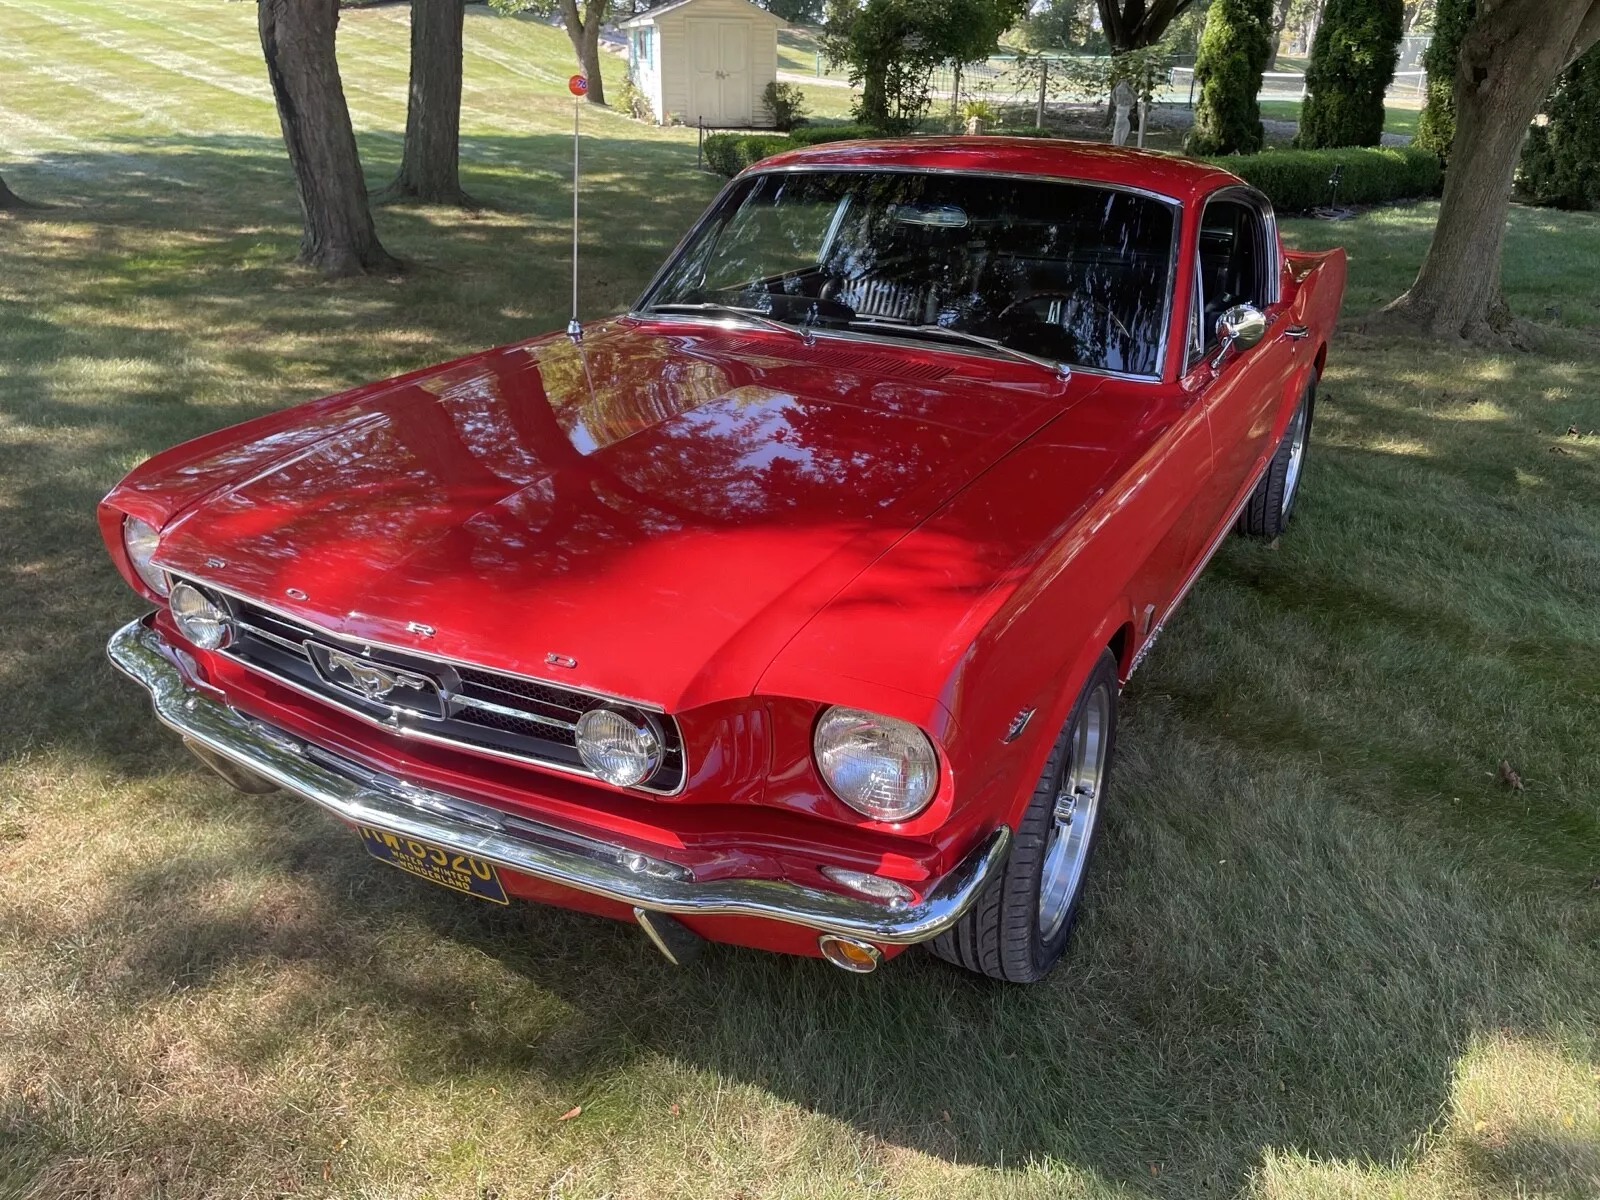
[1281,399,1310,516]
[1037,681,1112,940]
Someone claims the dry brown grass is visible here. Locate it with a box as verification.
[2,2,1597,1197]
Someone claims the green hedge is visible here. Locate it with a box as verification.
[1205,145,1442,211]
[702,133,794,178]
[703,126,873,177]
[786,124,875,146]
[704,132,1443,214]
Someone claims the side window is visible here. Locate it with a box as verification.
[1190,198,1268,365]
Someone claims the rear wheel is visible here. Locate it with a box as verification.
[1236,380,1315,537]
[927,649,1118,983]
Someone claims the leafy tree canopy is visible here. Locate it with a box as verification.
[823,0,1027,132]
[761,0,827,23]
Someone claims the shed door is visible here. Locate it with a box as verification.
[688,19,751,125]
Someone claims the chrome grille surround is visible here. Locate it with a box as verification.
[178,579,686,794]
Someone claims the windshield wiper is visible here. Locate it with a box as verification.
[641,302,802,341]
[848,319,1071,379]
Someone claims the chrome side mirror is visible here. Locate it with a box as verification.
[1211,303,1267,370]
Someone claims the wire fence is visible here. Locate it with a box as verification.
[785,53,1431,114]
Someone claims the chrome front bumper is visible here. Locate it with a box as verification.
[107,618,1011,945]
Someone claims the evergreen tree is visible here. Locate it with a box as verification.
[1186,0,1273,154]
[1516,42,1600,207]
[1295,0,1404,146]
[1414,0,1475,159]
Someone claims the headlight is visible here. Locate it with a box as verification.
[575,707,663,788]
[812,706,938,821]
[122,516,169,596]
[169,581,233,649]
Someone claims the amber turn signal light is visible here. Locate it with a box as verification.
[817,934,882,973]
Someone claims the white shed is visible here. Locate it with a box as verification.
[622,0,787,128]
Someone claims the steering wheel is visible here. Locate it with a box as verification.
[998,291,1132,342]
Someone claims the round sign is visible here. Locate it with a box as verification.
[568,74,588,97]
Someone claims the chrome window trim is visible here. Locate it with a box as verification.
[740,163,1184,207]
[1186,183,1281,374]
[174,574,688,797]
[632,164,1184,384]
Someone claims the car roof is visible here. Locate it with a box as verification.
[747,137,1242,205]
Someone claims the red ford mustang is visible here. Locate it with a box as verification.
[103,139,1344,982]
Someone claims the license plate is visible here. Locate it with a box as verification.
[357,825,509,905]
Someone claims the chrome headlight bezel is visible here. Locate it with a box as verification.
[168,580,234,650]
[812,705,939,822]
[122,515,170,597]
[575,706,664,789]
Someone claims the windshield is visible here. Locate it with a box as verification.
[638,169,1177,377]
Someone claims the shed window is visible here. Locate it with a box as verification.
[630,27,654,69]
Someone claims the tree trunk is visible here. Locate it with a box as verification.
[559,0,610,106]
[1384,0,1600,342]
[1097,0,1198,51]
[383,0,472,205]
[258,0,399,276]
[1265,0,1293,69]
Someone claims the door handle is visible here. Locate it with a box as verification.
[1284,324,1309,340]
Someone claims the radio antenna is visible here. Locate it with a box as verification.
[566,74,587,341]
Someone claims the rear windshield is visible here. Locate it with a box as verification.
[639,168,1176,377]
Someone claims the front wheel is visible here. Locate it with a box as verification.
[1236,380,1315,537]
[926,649,1119,983]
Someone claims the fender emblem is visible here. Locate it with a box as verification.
[1003,708,1035,743]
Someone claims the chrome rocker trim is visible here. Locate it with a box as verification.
[108,617,1012,946]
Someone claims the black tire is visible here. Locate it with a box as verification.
[926,649,1119,983]
[1236,379,1316,537]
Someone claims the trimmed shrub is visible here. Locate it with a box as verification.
[762,81,810,131]
[1186,0,1273,156]
[1295,0,1404,148]
[704,126,879,177]
[1517,44,1600,209]
[1203,145,1442,211]
[702,133,796,177]
[1415,0,1475,161]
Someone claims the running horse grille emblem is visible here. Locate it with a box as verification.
[306,643,447,720]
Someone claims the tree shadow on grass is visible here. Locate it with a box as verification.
[0,130,719,763]
[2,135,1598,1195]
[6,695,1592,1197]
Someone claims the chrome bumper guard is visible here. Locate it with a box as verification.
[108,618,1011,945]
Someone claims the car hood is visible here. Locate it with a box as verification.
[152,321,1101,711]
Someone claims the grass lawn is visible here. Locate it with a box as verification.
[2,2,1599,1198]
[1257,98,1422,139]
[779,26,848,80]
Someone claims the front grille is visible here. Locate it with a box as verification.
[198,586,684,793]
